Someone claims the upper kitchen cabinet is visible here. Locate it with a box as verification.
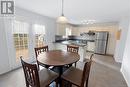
[56,23,66,35]
[56,23,73,36]
[56,23,78,36]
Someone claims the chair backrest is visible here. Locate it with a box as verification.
[80,59,93,87]
[67,45,79,53]
[90,54,94,61]
[34,45,48,58]
[20,58,40,87]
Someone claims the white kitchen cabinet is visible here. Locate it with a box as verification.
[87,42,95,52]
[54,43,87,62]
[78,45,87,61]
[54,43,66,50]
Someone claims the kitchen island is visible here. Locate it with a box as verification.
[53,40,87,62]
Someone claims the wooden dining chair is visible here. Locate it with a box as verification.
[61,58,93,87]
[34,45,48,58]
[67,45,79,67]
[90,53,94,60]
[67,45,79,53]
[20,57,58,87]
[34,45,49,69]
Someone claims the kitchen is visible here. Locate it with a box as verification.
[54,22,118,62]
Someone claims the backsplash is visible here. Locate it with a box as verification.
[55,35,95,42]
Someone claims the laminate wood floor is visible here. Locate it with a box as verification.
[0,54,128,87]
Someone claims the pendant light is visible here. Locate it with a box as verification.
[57,0,68,23]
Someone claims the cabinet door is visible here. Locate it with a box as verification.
[55,43,66,50]
[87,42,95,52]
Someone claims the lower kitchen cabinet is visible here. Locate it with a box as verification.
[54,43,87,62]
[87,42,95,52]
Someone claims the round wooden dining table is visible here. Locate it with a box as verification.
[37,50,80,86]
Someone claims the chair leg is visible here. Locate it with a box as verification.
[61,79,73,87]
[37,61,40,70]
[55,79,59,87]
[75,63,77,67]
[85,79,88,87]
[45,85,50,87]
[61,79,67,87]
[26,82,29,87]
[45,65,50,69]
[67,81,72,87]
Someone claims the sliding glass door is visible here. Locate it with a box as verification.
[12,20,33,67]
[11,20,46,68]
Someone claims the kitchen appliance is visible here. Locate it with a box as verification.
[95,32,109,54]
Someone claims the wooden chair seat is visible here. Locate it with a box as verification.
[61,67,82,86]
[61,57,93,87]
[39,68,58,87]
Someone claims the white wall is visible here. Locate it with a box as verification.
[0,7,56,74]
[0,18,11,74]
[121,17,130,87]
[16,7,56,48]
[114,16,130,62]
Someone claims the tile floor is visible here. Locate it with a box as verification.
[78,54,127,87]
[0,53,128,87]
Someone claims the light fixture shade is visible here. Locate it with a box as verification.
[56,16,68,24]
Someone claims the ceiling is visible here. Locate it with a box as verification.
[15,0,130,24]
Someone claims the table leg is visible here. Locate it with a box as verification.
[45,65,50,69]
[69,64,72,67]
[58,66,63,87]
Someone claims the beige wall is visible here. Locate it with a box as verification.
[114,16,130,62]
[71,23,119,55]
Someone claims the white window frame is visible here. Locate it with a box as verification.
[33,24,46,47]
[66,27,72,36]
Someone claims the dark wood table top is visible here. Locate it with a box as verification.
[37,50,80,66]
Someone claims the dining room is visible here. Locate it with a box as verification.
[0,0,130,87]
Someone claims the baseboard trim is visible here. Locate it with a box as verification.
[106,54,114,57]
[114,58,122,63]
[121,67,130,87]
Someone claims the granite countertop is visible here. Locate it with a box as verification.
[62,40,87,47]
[54,40,92,47]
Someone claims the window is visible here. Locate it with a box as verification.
[13,20,29,61]
[66,28,72,36]
[33,24,45,47]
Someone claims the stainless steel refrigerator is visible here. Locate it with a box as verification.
[95,32,109,54]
